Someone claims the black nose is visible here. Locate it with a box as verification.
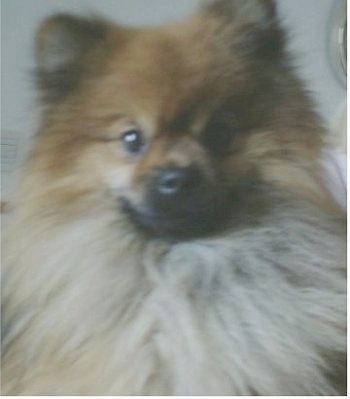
[156,165,201,196]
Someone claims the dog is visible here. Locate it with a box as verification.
[2,0,346,395]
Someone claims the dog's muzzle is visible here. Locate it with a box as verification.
[121,164,232,239]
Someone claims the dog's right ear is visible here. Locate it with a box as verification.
[35,14,109,103]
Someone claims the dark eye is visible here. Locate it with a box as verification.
[201,123,234,154]
[120,129,145,155]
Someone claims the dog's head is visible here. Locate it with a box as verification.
[30,0,325,238]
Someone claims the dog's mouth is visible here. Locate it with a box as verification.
[119,196,231,239]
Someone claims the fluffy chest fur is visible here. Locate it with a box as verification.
[3,200,345,395]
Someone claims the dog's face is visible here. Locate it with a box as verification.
[31,0,322,238]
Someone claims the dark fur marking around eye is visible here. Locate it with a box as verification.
[201,120,235,154]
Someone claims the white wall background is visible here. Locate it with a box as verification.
[1,0,347,200]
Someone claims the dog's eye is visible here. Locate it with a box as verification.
[120,129,145,155]
[201,124,233,154]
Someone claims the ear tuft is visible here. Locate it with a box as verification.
[204,0,277,25]
[203,0,285,62]
[35,14,108,103]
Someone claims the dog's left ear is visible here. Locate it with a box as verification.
[35,14,110,103]
[203,0,285,62]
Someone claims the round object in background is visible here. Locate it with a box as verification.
[328,0,347,87]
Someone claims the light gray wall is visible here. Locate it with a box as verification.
[1,0,346,200]
[277,0,346,131]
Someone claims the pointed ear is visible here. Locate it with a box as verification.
[35,14,109,103]
[204,0,277,21]
[203,0,285,62]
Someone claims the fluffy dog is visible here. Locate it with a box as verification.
[2,0,346,395]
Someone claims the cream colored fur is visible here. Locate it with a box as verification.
[2,190,346,395]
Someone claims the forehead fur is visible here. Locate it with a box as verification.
[80,24,243,115]
[36,4,279,125]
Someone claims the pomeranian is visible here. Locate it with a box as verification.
[2,0,346,395]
